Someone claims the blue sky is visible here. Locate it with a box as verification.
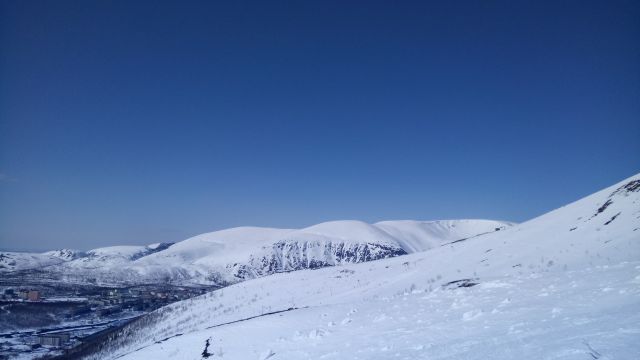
[1,0,638,251]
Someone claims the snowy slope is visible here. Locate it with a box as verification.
[0,220,509,286]
[375,219,512,252]
[67,244,174,268]
[84,174,640,360]
[0,251,69,272]
[131,220,409,284]
[0,249,86,272]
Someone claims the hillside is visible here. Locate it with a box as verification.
[82,174,640,360]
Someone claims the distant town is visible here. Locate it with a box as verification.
[0,279,216,359]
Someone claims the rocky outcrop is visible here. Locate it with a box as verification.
[230,240,407,280]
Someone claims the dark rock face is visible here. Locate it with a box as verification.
[130,243,174,261]
[595,199,613,216]
[49,249,84,260]
[604,212,621,226]
[610,179,640,197]
[442,279,479,289]
[230,240,407,280]
[590,179,639,221]
[0,253,16,269]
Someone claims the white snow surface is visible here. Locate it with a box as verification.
[0,219,510,285]
[375,219,512,251]
[0,250,79,272]
[83,173,640,360]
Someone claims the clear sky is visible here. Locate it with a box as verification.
[0,0,638,251]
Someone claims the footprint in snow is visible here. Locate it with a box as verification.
[450,300,464,309]
[373,314,389,322]
[341,318,352,325]
[412,344,432,350]
[308,328,329,339]
[462,310,483,321]
[293,330,305,340]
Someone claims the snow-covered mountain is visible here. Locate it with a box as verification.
[0,244,171,273]
[0,219,510,286]
[0,249,83,272]
[82,173,640,360]
[72,243,174,268]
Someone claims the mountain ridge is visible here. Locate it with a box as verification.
[0,219,511,286]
